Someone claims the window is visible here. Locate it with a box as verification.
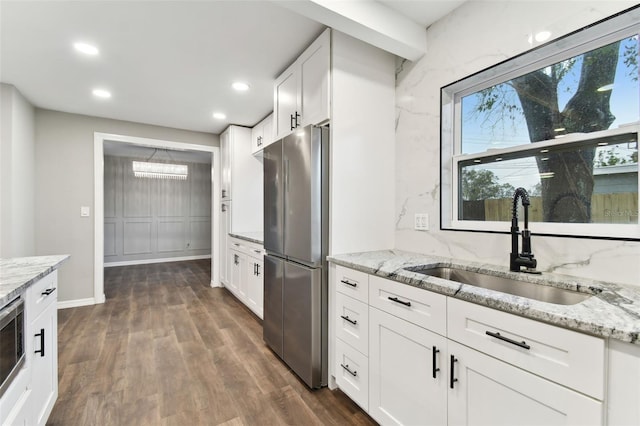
[441,7,640,239]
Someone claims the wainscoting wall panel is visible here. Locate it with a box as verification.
[104,156,211,264]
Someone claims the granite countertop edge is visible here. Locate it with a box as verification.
[228,231,264,245]
[328,250,640,345]
[0,255,70,307]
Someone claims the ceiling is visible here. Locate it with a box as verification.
[0,1,465,135]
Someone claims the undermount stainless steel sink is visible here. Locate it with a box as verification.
[404,266,592,305]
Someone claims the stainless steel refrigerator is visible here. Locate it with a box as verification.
[263,125,328,388]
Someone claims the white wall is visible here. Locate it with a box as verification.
[35,109,218,303]
[0,83,35,258]
[395,1,640,286]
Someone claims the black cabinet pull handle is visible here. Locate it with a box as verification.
[485,331,531,350]
[294,111,300,128]
[256,264,260,276]
[450,355,458,389]
[432,346,440,379]
[290,113,296,131]
[388,296,411,307]
[221,204,227,212]
[340,363,357,377]
[222,189,227,198]
[340,279,357,288]
[340,315,357,325]
[35,328,45,357]
[257,136,263,147]
[41,288,56,296]
[253,263,257,275]
[234,254,239,265]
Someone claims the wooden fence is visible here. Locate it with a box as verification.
[463,193,638,224]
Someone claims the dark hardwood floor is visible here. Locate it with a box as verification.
[47,259,375,426]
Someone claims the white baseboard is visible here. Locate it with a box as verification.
[57,297,99,310]
[104,254,211,267]
[210,280,222,288]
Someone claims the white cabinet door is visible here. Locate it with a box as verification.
[228,248,243,295]
[262,114,274,148]
[274,64,298,140]
[219,202,230,285]
[299,29,330,127]
[29,300,58,426]
[369,307,447,426]
[246,254,264,319]
[2,387,33,426]
[220,129,231,200]
[447,340,603,426]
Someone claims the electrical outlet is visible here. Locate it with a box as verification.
[414,213,429,231]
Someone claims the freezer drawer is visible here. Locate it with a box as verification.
[283,261,324,388]
[263,255,284,359]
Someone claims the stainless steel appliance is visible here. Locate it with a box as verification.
[263,125,328,388]
[0,296,25,397]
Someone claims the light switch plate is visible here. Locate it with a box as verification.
[80,206,90,217]
[414,213,429,231]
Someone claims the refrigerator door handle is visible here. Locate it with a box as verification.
[284,158,290,193]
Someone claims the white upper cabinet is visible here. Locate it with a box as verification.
[219,125,262,232]
[273,29,330,140]
[251,113,274,155]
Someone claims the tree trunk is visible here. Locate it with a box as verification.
[511,41,620,222]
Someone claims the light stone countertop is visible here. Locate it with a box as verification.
[0,255,70,307]
[229,231,263,245]
[328,250,640,345]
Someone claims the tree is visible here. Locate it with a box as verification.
[473,38,637,222]
[462,169,515,201]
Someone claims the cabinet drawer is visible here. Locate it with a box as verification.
[448,297,605,399]
[335,265,368,303]
[335,338,368,411]
[26,271,57,322]
[369,276,446,335]
[335,292,369,355]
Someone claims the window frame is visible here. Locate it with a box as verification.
[440,6,640,241]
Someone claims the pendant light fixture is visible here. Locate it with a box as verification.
[132,148,188,180]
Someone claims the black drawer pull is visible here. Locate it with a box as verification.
[340,315,357,326]
[432,346,440,379]
[35,328,45,357]
[41,287,56,296]
[450,355,458,389]
[486,331,531,350]
[388,296,411,307]
[340,363,357,377]
[340,279,357,288]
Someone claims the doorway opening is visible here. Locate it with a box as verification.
[94,132,220,304]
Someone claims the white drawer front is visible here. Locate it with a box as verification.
[335,265,368,303]
[369,275,447,335]
[335,292,369,356]
[335,338,369,411]
[26,271,57,321]
[448,297,605,399]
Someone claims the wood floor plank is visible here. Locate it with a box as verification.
[49,259,376,426]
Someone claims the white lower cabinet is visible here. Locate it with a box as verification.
[331,265,609,426]
[29,300,58,426]
[447,340,602,426]
[369,307,447,426]
[2,271,58,426]
[246,253,264,318]
[225,237,264,319]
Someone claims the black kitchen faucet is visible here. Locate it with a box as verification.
[510,187,540,273]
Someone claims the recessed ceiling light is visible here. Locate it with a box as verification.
[212,112,226,120]
[540,149,549,153]
[232,82,250,92]
[92,89,111,99]
[534,31,551,42]
[473,159,481,163]
[495,157,503,161]
[597,142,609,146]
[74,42,99,55]
[554,127,565,132]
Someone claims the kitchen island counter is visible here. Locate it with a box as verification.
[329,250,640,345]
[0,255,69,307]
